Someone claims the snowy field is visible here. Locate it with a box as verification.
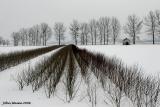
[0,45,160,107]
[0,46,45,54]
[79,45,160,76]
[0,47,66,107]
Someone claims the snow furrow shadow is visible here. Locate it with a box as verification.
[0,45,63,72]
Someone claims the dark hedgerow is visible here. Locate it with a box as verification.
[17,45,160,107]
[0,45,63,72]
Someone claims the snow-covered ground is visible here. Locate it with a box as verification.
[0,46,106,107]
[0,47,65,107]
[0,45,160,107]
[79,45,160,76]
[0,46,45,54]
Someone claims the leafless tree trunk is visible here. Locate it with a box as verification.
[99,17,111,45]
[41,23,52,46]
[11,32,20,46]
[89,20,94,45]
[70,20,80,45]
[28,28,34,46]
[144,11,158,44]
[89,19,98,45]
[91,19,98,45]
[80,23,89,45]
[0,37,2,45]
[155,10,160,40]
[32,25,40,46]
[53,22,66,45]
[111,17,121,44]
[97,22,103,45]
[124,14,143,44]
[19,28,26,46]
[80,26,85,45]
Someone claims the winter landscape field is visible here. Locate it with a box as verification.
[0,45,160,107]
[0,46,46,54]
[1,0,160,107]
[80,45,160,76]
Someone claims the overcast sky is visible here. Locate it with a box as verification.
[0,0,160,40]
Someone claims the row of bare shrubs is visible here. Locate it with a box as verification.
[16,45,81,102]
[75,46,160,107]
[16,45,160,107]
[16,45,68,91]
[0,45,63,72]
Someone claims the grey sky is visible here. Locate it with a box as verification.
[0,0,160,40]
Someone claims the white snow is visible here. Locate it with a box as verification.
[0,47,64,107]
[79,45,160,76]
[0,46,45,54]
[0,45,160,107]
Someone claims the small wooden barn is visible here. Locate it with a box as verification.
[123,38,130,45]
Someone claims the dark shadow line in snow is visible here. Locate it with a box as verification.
[0,45,64,72]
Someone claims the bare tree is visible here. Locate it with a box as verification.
[2,39,5,46]
[124,14,143,44]
[92,20,98,45]
[104,80,123,107]
[93,21,98,45]
[111,17,121,44]
[0,36,10,46]
[89,19,98,45]
[5,40,10,46]
[155,10,160,37]
[148,78,160,107]
[19,29,26,46]
[89,19,95,45]
[10,23,53,46]
[22,28,29,46]
[40,23,52,46]
[97,21,103,45]
[134,76,144,107]
[11,32,20,46]
[28,28,35,46]
[32,25,41,46]
[144,11,158,44]
[70,20,80,45]
[80,23,89,45]
[80,23,85,45]
[53,22,66,45]
[99,17,111,45]
[0,36,3,45]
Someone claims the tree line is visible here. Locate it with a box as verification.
[11,10,160,46]
[11,23,52,46]
[0,36,10,46]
